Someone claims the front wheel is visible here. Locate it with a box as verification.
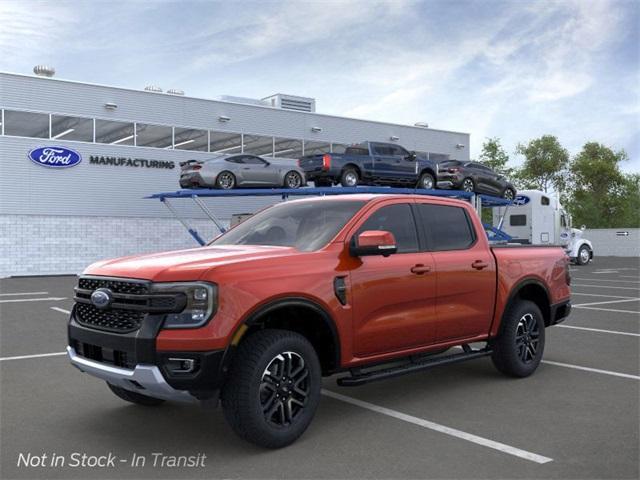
[284,171,303,189]
[221,329,322,448]
[491,300,545,378]
[461,177,475,193]
[417,172,435,190]
[576,245,591,265]
[503,188,516,201]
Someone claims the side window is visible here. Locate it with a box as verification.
[226,156,244,164]
[417,204,475,251]
[357,204,419,253]
[510,215,527,226]
[242,156,267,165]
[541,196,550,206]
[390,145,410,157]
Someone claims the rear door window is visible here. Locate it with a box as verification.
[357,204,419,253]
[416,204,476,251]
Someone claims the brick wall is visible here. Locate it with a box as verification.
[0,215,225,277]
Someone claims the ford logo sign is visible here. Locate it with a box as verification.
[91,288,113,309]
[28,146,82,168]
[513,195,530,206]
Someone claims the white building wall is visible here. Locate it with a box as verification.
[583,228,640,257]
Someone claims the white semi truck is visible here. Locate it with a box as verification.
[493,189,594,265]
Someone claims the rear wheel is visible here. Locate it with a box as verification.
[417,172,435,190]
[340,168,359,187]
[491,300,545,378]
[576,245,591,265]
[221,329,322,448]
[503,188,516,200]
[284,171,303,189]
[107,383,165,406]
[216,171,236,189]
[461,177,475,193]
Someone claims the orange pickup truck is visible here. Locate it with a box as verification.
[67,194,571,448]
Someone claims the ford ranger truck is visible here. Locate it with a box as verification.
[298,141,439,189]
[67,194,571,448]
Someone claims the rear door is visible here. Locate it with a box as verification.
[415,202,496,342]
[349,202,437,357]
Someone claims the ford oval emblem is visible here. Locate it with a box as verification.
[91,288,113,309]
[28,146,82,168]
[513,195,530,206]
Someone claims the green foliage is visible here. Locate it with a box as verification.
[479,137,512,176]
[515,135,569,193]
[566,143,639,228]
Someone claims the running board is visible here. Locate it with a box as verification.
[337,347,492,387]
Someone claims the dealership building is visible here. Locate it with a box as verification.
[0,69,470,277]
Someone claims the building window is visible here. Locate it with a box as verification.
[273,137,303,159]
[95,119,135,145]
[3,110,49,138]
[303,141,331,155]
[210,131,243,154]
[51,114,93,142]
[244,134,274,156]
[135,123,173,148]
[173,127,208,151]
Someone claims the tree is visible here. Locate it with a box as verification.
[479,137,512,176]
[565,142,638,228]
[515,135,569,193]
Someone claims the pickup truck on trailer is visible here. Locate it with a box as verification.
[298,141,439,189]
[67,194,571,448]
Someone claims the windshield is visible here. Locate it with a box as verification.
[212,200,366,251]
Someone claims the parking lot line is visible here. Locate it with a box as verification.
[0,291,49,296]
[620,275,640,279]
[555,325,640,337]
[541,361,640,380]
[573,298,640,307]
[0,297,67,304]
[572,306,640,314]
[573,278,640,284]
[321,389,553,464]
[572,284,640,291]
[571,292,638,299]
[0,352,67,362]
[51,307,71,315]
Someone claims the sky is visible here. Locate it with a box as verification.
[1,0,638,172]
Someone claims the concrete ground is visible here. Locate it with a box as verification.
[1,257,638,479]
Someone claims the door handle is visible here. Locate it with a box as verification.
[411,264,432,275]
[472,260,489,270]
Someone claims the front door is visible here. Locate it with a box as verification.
[415,202,496,342]
[349,202,437,357]
[240,155,277,185]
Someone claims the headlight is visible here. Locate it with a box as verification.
[151,282,217,328]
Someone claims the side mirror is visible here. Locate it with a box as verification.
[350,230,397,257]
[407,151,417,161]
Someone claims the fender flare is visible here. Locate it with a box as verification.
[496,277,552,332]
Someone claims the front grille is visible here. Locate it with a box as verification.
[78,277,149,295]
[76,303,144,333]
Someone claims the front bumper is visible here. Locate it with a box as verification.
[67,346,196,403]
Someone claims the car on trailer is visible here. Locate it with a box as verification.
[179,154,306,189]
[437,160,517,200]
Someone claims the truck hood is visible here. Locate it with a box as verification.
[83,245,298,281]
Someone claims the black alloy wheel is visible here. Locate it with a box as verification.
[462,178,475,192]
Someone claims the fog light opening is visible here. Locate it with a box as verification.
[166,358,196,374]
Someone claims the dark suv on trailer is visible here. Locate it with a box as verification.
[437,160,516,200]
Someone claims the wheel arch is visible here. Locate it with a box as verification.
[501,278,552,329]
[235,297,341,375]
[419,167,436,178]
[342,163,362,177]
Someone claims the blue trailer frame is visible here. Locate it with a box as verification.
[146,187,512,246]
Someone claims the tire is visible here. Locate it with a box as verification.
[340,168,359,187]
[461,177,475,193]
[503,188,516,201]
[576,245,591,265]
[221,329,322,448]
[107,383,165,406]
[283,171,303,189]
[417,172,435,190]
[216,171,236,189]
[491,300,545,378]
